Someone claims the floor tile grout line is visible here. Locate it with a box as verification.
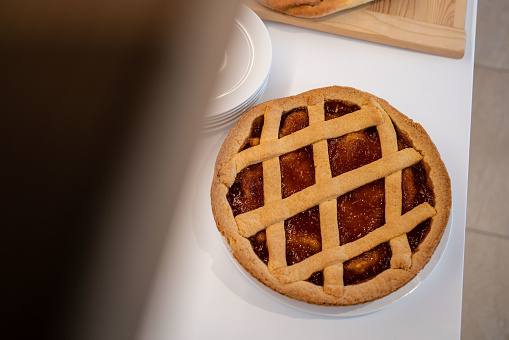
[473,63,509,74]
[465,227,509,240]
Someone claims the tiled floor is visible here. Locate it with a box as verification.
[461,0,509,339]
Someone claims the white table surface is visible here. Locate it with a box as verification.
[137,1,477,338]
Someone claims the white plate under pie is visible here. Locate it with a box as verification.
[219,204,453,317]
[205,4,272,119]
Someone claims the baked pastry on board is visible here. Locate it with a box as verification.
[256,0,375,18]
[211,86,451,306]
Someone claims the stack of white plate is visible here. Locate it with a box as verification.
[202,4,272,132]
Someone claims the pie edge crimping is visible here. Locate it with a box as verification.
[210,86,452,306]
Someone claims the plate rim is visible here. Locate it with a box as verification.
[205,4,272,118]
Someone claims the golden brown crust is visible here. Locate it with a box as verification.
[210,86,452,306]
[256,0,375,18]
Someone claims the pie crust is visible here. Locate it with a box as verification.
[211,86,451,306]
[256,0,375,18]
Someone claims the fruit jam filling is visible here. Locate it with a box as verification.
[226,101,434,286]
[278,108,322,285]
[326,101,389,284]
[398,131,434,251]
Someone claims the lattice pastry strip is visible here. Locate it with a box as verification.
[308,98,343,296]
[236,147,423,237]
[261,106,287,272]
[373,99,412,269]
[273,202,435,284]
[219,107,383,187]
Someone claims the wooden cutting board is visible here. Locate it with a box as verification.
[243,0,467,58]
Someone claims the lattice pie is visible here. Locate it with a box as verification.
[211,86,451,306]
